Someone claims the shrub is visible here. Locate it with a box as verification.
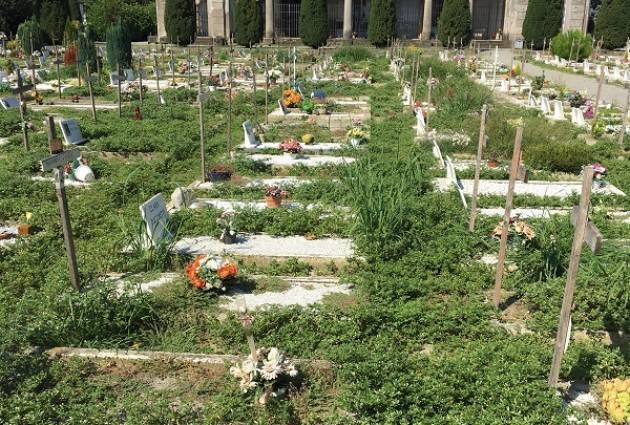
[523,142,593,173]
[234,0,262,47]
[332,46,374,62]
[367,0,396,47]
[522,0,563,49]
[299,0,328,48]
[78,26,97,70]
[437,0,472,46]
[165,0,196,45]
[38,0,69,42]
[16,19,44,55]
[106,21,132,69]
[593,0,630,50]
[551,31,593,61]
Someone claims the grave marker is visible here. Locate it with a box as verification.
[124,68,135,82]
[0,97,20,109]
[493,127,523,308]
[60,119,87,145]
[540,96,552,115]
[41,116,81,291]
[551,100,566,120]
[140,193,171,246]
[571,107,585,127]
[570,205,603,253]
[548,167,594,387]
[197,53,206,182]
[469,104,487,232]
[242,120,260,147]
[54,44,63,99]
[594,66,605,121]
[415,107,426,136]
[15,70,30,151]
[278,99,288,115]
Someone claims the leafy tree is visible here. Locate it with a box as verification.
[593,0,630,49]
[551,30,593,61]
[234,0,262,46]
[299,0,328,48]
[367,0,396,47]
[437,0,472,46]
[78,26,97,70]
[38,0,70,43]
[106,21,132,70]
[64,19,81,44]
[164,0,196,45]
[0,1,34,37]
[83,0,156,42]
[17,19,45,55]
[522,0,564,49]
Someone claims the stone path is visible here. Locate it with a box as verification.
[486,49,628,106]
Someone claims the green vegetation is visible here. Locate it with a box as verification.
[16,19,45,55]
[551,31,593,61]
[164,0,196,45]
[78,26,97,70]
[106,21,132,69]
[437,0,472,46]
[593,0,630,49]
[522,0,564,49]
[299,0,329,48]
[38,0,70,42]
[234,0,262,47]
[367,0,396,47]
[0,0,34,36]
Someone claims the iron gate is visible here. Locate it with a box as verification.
[328,0,344,38]
[274,0,300,38]
[353,0,370,38]
[472,0,505,39]
[396,0,421,39]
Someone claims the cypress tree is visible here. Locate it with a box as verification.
[594,0,630,49]
[78,26,97,69]
[234,0,262,46]
[437,0,472,46]
[368,0,396,47]
[165,0,196,45]
[17,19,45,55]
[106,21,132,70]
[38,0,70,42]
[299,0,328,48]
[522,0,563,49]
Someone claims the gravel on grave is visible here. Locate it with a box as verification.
[111,272,180,295]
[434,178,626,197]
[191,176,315,190]
[239,142,344,151]
[250,153,356,167]
[221,276,352,310]
[191,199,303,211]
[174,234,354,259]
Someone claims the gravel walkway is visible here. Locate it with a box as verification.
[191,177,316,190]
[239,142,344,152]
[174,234,354,259]
[249,153,356,167]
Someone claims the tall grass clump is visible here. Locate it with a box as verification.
[332,46,375,63]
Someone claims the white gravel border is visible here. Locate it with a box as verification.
[434,178,626,197]
[249,153,356,167]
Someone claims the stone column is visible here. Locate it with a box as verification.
[265,0,274,42]
[421,0,432,41]
[156,0,167,41]
[343,0,353,40]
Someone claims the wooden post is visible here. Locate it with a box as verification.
[16,70,29,151]
[548,166,594,387]
[154,55,162,106]
[426,67,433,126]
[117,63,122,118]
[492,127,523,308]
[265,53,269,125]
[96,49,101,85]
[252,59,258,126]
[227,60,233,157]
[198,53,206,183]
[138,55,144,107]
[76,41,82,87]
[170,48,175,86]
[618,85,629,145]
[43,116,81,292]
[469,104,487,232]
[187,45,191,87]
[55,45,62,99]
[593,66,605,121]
[28,33,37,87]
[85,63,97,122]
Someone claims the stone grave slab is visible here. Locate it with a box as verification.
[60,119,87,145]
[1,97,20,109]
[249,153,355,167]
[0,225,18,249]
[174,234,354,259]
[221,276,352,311]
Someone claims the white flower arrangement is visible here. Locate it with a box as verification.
[230,347,299,403]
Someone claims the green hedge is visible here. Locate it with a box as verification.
[234,0,262,46]
[165,0,196,44]
[299,0,328,48]
[368,0,396,47]
[593,0,630,50]
[522,0,563,49]
[106,21,132,69]
[437,0,472,46]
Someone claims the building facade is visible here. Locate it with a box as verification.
[155,0,589,44]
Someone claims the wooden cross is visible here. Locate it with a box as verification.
[14,69,31,151]
[237,299,257,361]
[54,44,63,99]
[197,52,207,183]
[40,116,81,291]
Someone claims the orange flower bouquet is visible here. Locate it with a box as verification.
[282,89,301,108]
[186,255,237,291]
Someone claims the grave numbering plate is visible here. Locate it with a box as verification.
[60,119,87,145]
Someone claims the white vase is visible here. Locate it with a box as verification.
[350,138,361,147]
[74,164,95,182]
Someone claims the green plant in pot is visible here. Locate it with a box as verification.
[301,98,315,114]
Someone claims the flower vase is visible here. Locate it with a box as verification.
[265,196,282,208]
[350,138,361,147]
[487,159,499,168]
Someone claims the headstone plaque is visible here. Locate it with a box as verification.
[571,108,586,127]
[415,108,426,136]
[60,119,87,145]
[0,97,20,109]
[124,68,135,82]
[551,100,565,120]
[109,72,122,85]
[540,96,552,115]
[242,120,260,147]
[278,99,288,115]
[140,193,171,246]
